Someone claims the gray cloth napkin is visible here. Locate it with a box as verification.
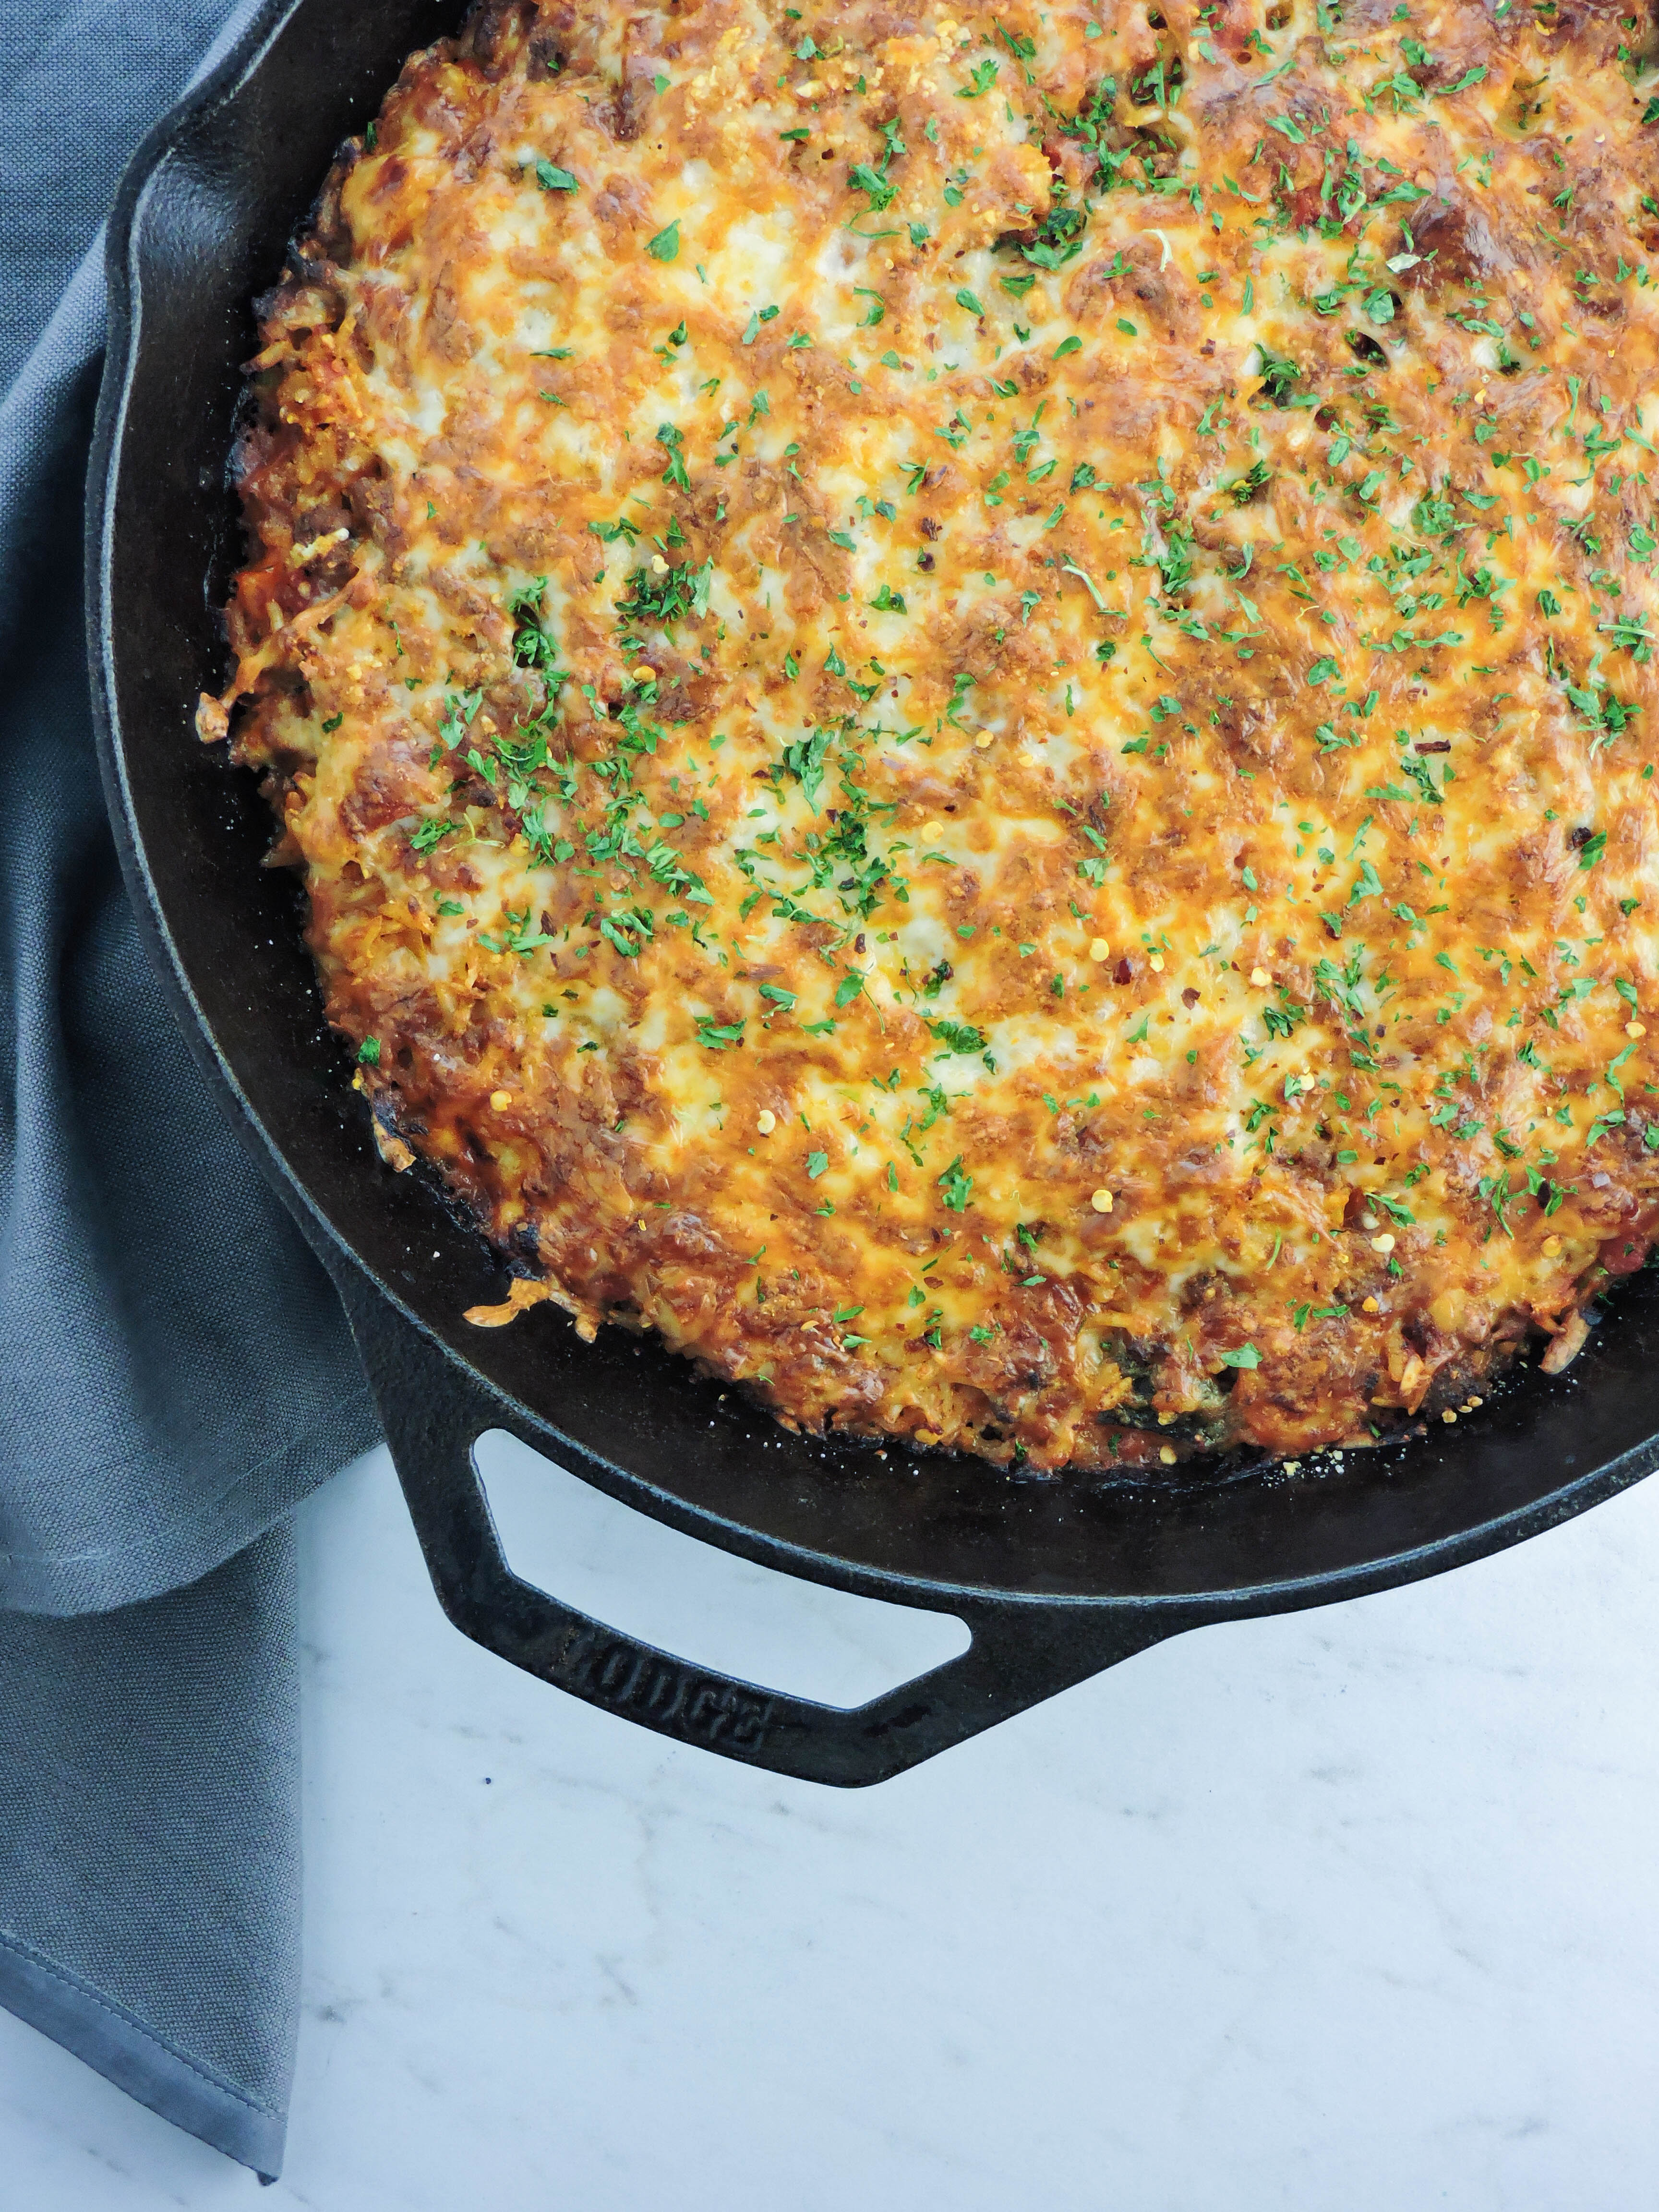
[1,0,381,2177]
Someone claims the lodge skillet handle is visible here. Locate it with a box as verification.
[331,1262,1190,1786]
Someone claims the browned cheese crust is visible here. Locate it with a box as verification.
[208,0,1659,1471]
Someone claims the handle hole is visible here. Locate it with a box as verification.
[474,1431,969,1709]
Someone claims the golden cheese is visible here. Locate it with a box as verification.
[211,0,1659,1470]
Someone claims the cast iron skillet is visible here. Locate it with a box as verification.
[88,0,1659,1787]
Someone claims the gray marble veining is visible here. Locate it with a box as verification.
[2,1441,1656,2211]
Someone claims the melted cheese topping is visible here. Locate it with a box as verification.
[213,0,1659,1470]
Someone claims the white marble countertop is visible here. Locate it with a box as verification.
[4,1433,1658,2210]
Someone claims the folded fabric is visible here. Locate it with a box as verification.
[0,1530,306,2176]
[0,0,381,2175]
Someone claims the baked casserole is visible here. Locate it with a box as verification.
[204,0,1659,1470]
